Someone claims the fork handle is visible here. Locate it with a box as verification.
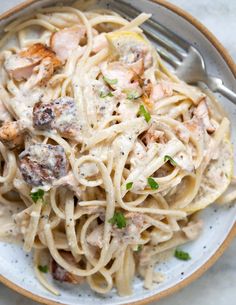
[207,76,236,104]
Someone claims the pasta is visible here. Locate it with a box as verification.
[0,2,235,297]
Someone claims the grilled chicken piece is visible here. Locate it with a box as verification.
[150,82,173,102]
[33,101,55,130]
[33,97,78,137]
[194,99,215,133]
[101,62,142,96]
[19,144,68,186]
[0,121,24,149]
[111,212,144,244]
[29,57,55,87]
[141,124,166,145]
[50,26,86,62]
[4,43,61,82]
[51,251,84,284]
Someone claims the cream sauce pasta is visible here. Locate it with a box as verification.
[0,3,235,297]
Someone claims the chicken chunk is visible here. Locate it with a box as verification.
[194,99,215,133]
[4,43,61,82]
[141,123,166,146]
[51,251,84,284]
[33,101,55,130]
[101,61,142,95]
[19,144,68,186]
[0,121,24,149]
[50,26,86,62]
[111,212,144,244]
[150,82,173,102]
[33,97,78,137]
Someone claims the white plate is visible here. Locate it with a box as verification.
[0,1,235,305]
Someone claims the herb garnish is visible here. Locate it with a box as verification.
[147,177,159,190]
[126,182,133,190]
[109,212,126,229]
[126,91,141,100]
[100,91,114,98]
[138,105,151,123]
[174,249,191,261]
[164,155,177,166]
[103,76,118,85]
[30,189,45,203]
[38,265,48,273]
[134,245,143,252]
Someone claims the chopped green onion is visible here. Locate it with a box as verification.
[30,189,45,203]
[138,105,151,123]
[126,91,141,100]
[126,182,133,190]
[38,265,48,273]
[103,76,118,85]
[174,249,191,261]
[109,212,126,229]
[164,155,178,166]
[99,91,114,98]
[134,245,143,252]
[147,177,159,190]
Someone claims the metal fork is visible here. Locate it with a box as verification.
[111,0,236,103]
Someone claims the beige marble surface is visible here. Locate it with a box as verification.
[0,1,235,305]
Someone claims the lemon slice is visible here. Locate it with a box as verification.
[106,31,149,62]
[184,137,233,214]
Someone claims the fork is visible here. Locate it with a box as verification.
[111,0,236,103]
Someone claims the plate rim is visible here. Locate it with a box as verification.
[0,0,235,304]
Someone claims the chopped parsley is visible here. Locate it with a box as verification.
[126,90,141,100]
[30,189,45,203]
[134,245,143,252]
[174,249,191,261]
[126,182,133,190]
[103,76,118,85]
[109,212,126,229]
[38,265,48,273]
[147,177,159,190]
[138,105,151,123]
[164,155,178,166]
[99,91,114,98]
